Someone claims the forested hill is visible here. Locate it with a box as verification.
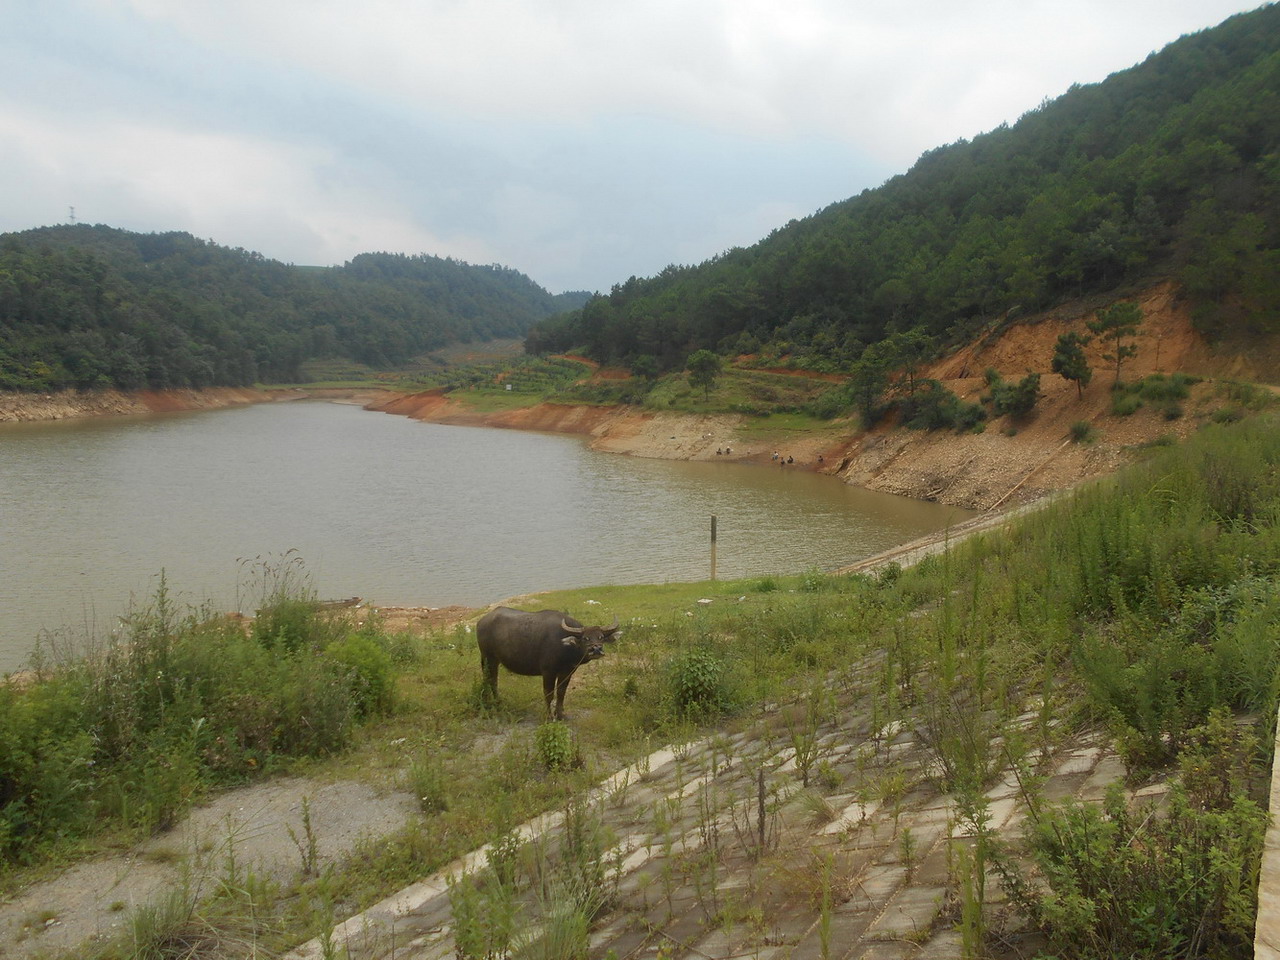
[0,224,590,390]
[526,4,1280,373]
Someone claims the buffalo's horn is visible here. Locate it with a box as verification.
[608,616,620,631]
[561,619,585,635]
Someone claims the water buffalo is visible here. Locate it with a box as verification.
[476,607,620,719]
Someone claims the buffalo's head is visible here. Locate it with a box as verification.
[561,617,621,660]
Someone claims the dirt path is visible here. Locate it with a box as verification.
[0,777,419,959]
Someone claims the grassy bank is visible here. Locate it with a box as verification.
[4,413,1280,958]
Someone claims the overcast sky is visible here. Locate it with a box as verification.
[1,1,1264,293]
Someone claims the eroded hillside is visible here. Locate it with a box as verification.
[368,282,1277,511]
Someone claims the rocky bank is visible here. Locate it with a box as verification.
[0,386,308,422]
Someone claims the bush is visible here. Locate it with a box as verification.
[805,385,851,420]
[799,570,831,593]
[0,570,383,865]
[666,645,735,718]
[253,597,345,653]
[1111,392,1142,416]
[534,721,581,771]
[326,633,395,718]
[1019,713,1265,960]
[898,379,985,431]
[1137,372,1198,402]
[984,370,1041,418]
[407,756,449,813]
[1069,420,1096,443]
[1109,374,1197,419]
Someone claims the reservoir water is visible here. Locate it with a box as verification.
[0,400,974,672]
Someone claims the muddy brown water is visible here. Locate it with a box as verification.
[0,400,973,672]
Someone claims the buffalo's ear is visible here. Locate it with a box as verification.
[561,637,579,647]
[605,629,621,643]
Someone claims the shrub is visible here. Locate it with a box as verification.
[407,757,449,813]
[1109,374,1197,419]
[0,570,381,864]
[898,379,985,431]
[534,721,580,771]
[799,570,830,593]
[325,633,395,718]
[253,598,345,653]
[1110,392,1142,416]
[1137,372,1196,402]
[666,644,735,718]
[1077,627,1218,769]
[1019,713,1265,960]
[1069,420,1096,443]
[984,370,1041,418]
[876,562,902,587]
[805,385,851,420]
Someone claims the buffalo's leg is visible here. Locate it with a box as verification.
[542,674,558,719]
[480,653,499,706]
[553,675,572,720]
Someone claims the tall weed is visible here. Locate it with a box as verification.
[1018,713,1266,959]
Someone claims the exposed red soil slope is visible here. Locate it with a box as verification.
[368,281,1274,511]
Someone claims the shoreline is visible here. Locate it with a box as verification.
[0,283,1260,513]
[1,379,1204,513]
[0,386,314,423]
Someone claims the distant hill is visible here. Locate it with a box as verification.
[0,224,589,390]
[526,4,1280,374]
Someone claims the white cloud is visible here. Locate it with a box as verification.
[8,0,1268,289]
[0,102,490,265]
[108,0,1258,163]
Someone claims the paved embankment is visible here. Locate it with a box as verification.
[286,656,1151,960]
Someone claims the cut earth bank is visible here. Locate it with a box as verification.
[368,281,1276,512]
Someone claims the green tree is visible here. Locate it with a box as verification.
[1051,331,1093,398]
[848,339,899,427]
[883,329,932,395]
[1087,302,1142,383]
[686,349,722,400]
[630,354,659,381]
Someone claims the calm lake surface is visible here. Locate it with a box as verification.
[0,401,974,672]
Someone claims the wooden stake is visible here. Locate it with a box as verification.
[710,514,718,581]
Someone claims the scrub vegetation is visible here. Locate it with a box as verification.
[2,410,1279,958]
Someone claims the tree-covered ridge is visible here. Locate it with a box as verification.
[0,225,589,391]
[526,4,1280,372]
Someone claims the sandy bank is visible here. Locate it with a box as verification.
[0,386,311,422]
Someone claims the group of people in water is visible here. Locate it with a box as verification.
[708,444,826,467]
